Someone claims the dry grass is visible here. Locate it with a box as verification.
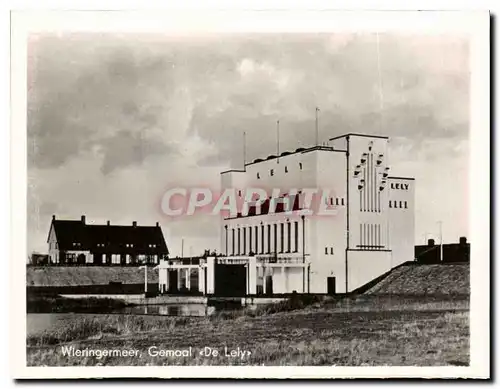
[367,263,470,295]
[27,296,469,366]
[27,266,158,287]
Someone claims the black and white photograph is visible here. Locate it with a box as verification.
[10,8,490,379]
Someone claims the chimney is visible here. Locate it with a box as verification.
[52,215,56,221]
[81,215,86,224]
[107,220,110,226]
[428,239,435,247]
[133,221,137,227]
[459,236,467,245]
[156,222,159,227]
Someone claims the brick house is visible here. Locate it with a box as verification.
[47,215,169,265]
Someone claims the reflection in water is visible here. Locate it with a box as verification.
[117,304,217,317]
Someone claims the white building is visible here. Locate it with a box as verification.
[157,133,414,296]
[219,133,414,294]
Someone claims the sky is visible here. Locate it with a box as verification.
[27,33,470,256]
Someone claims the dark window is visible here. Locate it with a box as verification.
[294,221,299,252]
[299,162,303,170]
[257,173,260,179]
[274,224,278,253]
[341,198,345,206]
[405,201,408,209]
[249,227,253,253]
[270,169,274,176]
[232,229,235,255]
[280,223,284,253]
[285,166,288,173]
[325,247,328,255]
[330,247,334,255]
[399,201,403,208]
[389,200,392,208]
[261,225,265,254]
[267,225,271,253]
[287,222,291,252]
[242,227,246,254]
[336,198,339,205]
[237,228,240,255]
[255,226,259,254]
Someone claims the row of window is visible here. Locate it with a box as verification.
[329,197,345,206]
[226,221,300,255]
[256,162,304,179]
[325,247,334,255]
[389,200,408,209]
[75,243,158,248]
[359,223,383,249]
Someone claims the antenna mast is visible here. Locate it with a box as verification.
[277,120,280,164]
[315,107,320,146]
[243,131,246,168]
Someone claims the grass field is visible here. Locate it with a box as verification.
[26,295,469,366]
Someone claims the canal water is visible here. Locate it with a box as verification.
[26,303,233,336]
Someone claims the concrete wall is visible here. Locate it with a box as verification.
[308,150,348,293]
[218,134,415,295]
[388,177,415,266]
[347,250,392,291]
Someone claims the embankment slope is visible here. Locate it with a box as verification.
[365,262,470,296]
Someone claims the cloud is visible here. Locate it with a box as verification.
[27,33,470,254]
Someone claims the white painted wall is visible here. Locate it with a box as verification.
[388,177,415,266]
[347,250,392,291]
[219,135,415,295]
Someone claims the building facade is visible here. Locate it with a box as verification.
[218,133,415,294]
[47,215,169,265]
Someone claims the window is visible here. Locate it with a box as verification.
[294,221,299,252]
[299,162,303,170]
[341,198,345,206]
[249,227,253,253]
[257,173,260,179]
[237,228,240,255]
[232,229,235,255]
[280,223,284,253]
[270,169,274,176]
[255,226,258,254]
[285,166,288,173]
[399,201,403,208]
[325,247,328,255]
[330,247,334,255]
[274,224,278,253]
[389,200,392,208]
[243,227,246,254]
[287,222,291,252]
[404,201,408,209]
[261,225,265,254]
[336,198,339,206]
[267,225,271,253]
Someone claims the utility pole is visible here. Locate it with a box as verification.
[243,131,246,168]
[438,221,443,262]
[315,107,320,146]
[276,120,280,164]
[139,265,148,294]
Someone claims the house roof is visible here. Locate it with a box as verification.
[48,218,169,253]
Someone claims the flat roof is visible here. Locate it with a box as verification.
[329,133,390,141]
[388,176,415,181]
